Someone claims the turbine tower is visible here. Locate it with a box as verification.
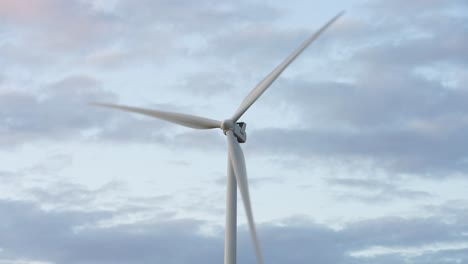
[93,11,343,264]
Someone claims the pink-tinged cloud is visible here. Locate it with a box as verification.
[0,0,58,22]
[0,0,120,52]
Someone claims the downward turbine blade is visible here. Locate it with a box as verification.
[226,131,263,264]
[231,11,345,122]
[91,102,221,129]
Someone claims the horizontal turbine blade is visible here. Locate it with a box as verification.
[226,131,263,264]
[91,102,221,129]
[231,11,345,122]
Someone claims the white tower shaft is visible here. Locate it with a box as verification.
[225,156,237,264]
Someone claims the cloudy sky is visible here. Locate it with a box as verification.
[1,0,468,263]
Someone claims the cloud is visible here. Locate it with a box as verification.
[0,199,221,264]
[327,177,432,203]
[114,0,281,33]
[0,74,181,147]
[0,0,122,61]
[0,198,467,264]
[0,0,283,71]
[0,75,113,146]
[250,120,468,176]
[174,71,238,96]
[365,0,468,18]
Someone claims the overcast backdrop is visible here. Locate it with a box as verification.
[1,0,468,263]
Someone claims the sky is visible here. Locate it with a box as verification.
[1,0,468,263]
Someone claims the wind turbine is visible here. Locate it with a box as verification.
[93,11,344,264]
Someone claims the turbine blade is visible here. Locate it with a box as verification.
[231,11,345,121]
[91,102,221,129]
[226,131,263,264]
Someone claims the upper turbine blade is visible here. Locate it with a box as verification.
[91,102,221,129]
[231,11,345,122]
[226,131,263,264]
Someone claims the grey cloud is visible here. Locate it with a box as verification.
[171,130,225,151]
[365,0,468,17]
[0,199,221,264]
[282,57,468,130]
[251,123,468,175]
[27,181,104,209]
[349,248,468,264]
[215,175,283,188]
[24,153,73,176]
[350,15,468,69]
[109,0,283,69]
[94,116,170,144]
[423,200,468,223]
[0,75,114,146]
[0,74,186,147]
[203,26,308,67]
[407,248,468,264]
[1,198,467,264]
[105,0,281,67]
[175,71,237,96]
[0,154,73,191]
[0,170,20,180]
[83,49,133,69]
[115,0,281,32]
[328,177,432,203]
[344,216,467,249]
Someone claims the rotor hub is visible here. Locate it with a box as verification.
[222,120,247,143]
[221,119,235,132]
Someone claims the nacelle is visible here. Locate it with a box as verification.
[234,122,247,143]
